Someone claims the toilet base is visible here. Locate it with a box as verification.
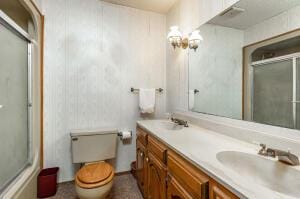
[75,180,113,199]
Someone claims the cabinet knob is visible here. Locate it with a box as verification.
[146,157,149,162]
[140,152,144,157]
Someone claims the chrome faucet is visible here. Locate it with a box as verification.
[258,144,300,166]
[171,117,189,127]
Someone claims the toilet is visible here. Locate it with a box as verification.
[70,129,118,199]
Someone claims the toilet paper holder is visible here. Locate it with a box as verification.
[118,131,133,140]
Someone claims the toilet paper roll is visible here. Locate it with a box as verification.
[120,131,132,140]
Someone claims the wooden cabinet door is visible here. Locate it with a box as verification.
[209,179,239,199]
[147,152,167,199]
[167,174,193,199]
[136,140,147,197]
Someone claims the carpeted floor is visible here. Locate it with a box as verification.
[45,174,143,199]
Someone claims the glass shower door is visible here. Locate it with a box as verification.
[252,59,294,128]
[296,58,300,129]
[0,20,31,192]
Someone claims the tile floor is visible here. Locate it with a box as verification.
[45,174,143,199]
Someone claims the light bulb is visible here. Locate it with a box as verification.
[167,26,183,49]
[188,30,203,51]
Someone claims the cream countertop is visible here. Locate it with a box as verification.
[137,120,300,199]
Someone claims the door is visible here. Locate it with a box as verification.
[136,140,147,196]
[252,59,294,128]
[147,152,167,199]
[167,174,193,199]
[0,15,31,192]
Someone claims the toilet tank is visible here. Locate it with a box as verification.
[70,128,118,164]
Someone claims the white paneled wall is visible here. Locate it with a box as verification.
[43,0,166,182]
[244,5,300,45]
[199,0,240,26]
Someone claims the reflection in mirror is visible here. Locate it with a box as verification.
[188,0,300,130]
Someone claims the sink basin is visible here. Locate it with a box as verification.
[156,121,184,130]
[217,151,300,198]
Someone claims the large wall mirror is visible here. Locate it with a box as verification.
[189,0,300,130]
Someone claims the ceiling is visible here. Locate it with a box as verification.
[101,0,177,14]
[209,0,300,30]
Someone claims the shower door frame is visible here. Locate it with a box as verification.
[251,52,300,129]
[0,10,33,194]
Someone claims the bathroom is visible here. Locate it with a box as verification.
[0,0,300,198]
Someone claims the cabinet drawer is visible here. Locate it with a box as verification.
[148,135,167,164]
[209,178,239,199]
[167,174,193,199]
[137,127,148,146]
[167,150,209,199]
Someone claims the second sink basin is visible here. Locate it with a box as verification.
[217,151,300,198]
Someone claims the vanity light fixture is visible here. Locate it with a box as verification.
[188,30,203,51]
[167,26,183,49]
[167,26,203,51]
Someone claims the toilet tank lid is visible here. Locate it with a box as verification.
[70,128,118,137]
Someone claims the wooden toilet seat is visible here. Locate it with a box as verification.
[75,162,114,189]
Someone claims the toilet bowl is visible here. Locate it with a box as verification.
[75,161,114,199]
[70,129,118,199]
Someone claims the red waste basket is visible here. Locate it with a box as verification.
[131,161,137,179]
[37,167,59,198]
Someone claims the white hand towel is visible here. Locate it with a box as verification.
[189,90,195,110]
[139,88,156,114]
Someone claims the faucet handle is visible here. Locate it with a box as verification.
[258,143,268,156]
[260,143,266,149]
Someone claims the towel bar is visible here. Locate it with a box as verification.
[130,87,163,93]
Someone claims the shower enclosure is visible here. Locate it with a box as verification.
[251,53,300,130]
[0,11,32,194]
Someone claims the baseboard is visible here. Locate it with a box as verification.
[115,170,131,176]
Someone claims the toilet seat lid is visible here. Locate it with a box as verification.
[77,162,113,184]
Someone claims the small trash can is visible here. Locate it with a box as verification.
[131,161,137,179]
[37,167,59,198]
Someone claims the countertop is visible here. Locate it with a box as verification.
[137,120,300,199]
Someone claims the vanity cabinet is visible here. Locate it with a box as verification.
[209,179,239,199]
[137,128,168,199]
[136,140,147,197]
[167,174,193,199]
[167,150,209,199]
[147,152,167,199]
[136,126,239,199]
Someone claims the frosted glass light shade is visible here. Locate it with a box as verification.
[167,26,182,49]
[188,30,203,51]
